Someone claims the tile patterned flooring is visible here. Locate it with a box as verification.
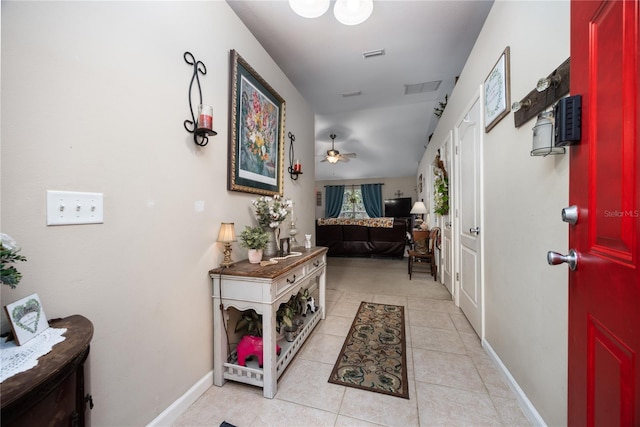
[173,257,533,427]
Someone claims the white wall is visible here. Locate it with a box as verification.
[418,1,570,425]
[315,176,416,218]
[1,2,316,425]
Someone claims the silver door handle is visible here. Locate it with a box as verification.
[562,205,579,225]
[547,249,578,271]
[469,227,480,235]
[445,221,452,227]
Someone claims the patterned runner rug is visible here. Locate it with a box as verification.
[328,302,409,399]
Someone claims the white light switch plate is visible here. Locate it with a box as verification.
[47,191,104,225]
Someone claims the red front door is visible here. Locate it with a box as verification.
[569,1,640,425]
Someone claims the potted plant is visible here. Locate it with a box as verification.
[234,309,263,337]
[239,226,269,264]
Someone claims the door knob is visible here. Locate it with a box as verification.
[562,205,579,225]
[547,249,578,271]
[445,221,452,227]
[469,227,480,235]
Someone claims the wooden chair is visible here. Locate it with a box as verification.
[407,227,440,280]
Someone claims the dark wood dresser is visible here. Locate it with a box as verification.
[1,315,94,427]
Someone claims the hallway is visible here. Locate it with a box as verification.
[173,257,532,426]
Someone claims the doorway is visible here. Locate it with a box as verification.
[455,91,484,337]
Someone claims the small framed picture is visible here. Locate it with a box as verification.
[484,46,511,132]
[4,293,50,345]
[279,237,290,257]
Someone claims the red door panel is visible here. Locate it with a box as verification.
[570,1,639,426]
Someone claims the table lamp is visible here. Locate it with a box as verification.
[410,201,428,229]
[217,222,236,268]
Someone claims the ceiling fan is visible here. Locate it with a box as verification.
[320,133,357,164]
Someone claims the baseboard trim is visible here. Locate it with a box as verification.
[482,339,547,427]
[146,370,213,427]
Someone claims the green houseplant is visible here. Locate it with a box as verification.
[234,309,263,337]
[239,226,269,264]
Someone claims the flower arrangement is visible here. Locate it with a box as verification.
[433,151,449,216]
[239,226,270,250]
[1,233,27,289]
[251,195,292,229]
[243,90,278,174]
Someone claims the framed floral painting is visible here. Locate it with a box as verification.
[228,50,286,196]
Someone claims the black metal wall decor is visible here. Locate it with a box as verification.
[183,51,216,146]
[287,132,302,180]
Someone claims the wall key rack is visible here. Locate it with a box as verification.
[513,57,570,128]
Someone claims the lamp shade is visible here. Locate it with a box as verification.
[410,202,428,215]
[217,222,237,243]
[333,0,373,25]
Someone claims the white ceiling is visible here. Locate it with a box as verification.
[227,0,494,181]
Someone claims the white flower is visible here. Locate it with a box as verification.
[0,233,19,252]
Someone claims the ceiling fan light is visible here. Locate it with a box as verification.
[289,0,330,18]
[327,156,339,164]
[333,0,373,26]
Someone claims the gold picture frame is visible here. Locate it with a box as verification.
[228,50,286,196]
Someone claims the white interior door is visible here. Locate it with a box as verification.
[440,131,454,297]
[455,94,483,336]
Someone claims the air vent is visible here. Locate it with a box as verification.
[404,80,442,95]
[341,90,362,97]
[362,49,385,59]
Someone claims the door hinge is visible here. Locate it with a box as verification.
[456,272,459,281]
[455,146,459,155]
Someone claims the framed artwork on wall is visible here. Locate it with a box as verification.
[484,46,511,132]
[228,49,286,196]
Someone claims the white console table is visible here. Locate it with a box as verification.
[209,246,327,398]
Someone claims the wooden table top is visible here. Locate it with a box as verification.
[1,315,94,408]
[209,246,328,280]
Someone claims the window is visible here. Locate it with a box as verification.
[339,187,369,219]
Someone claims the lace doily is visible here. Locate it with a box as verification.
[0,327,67,383]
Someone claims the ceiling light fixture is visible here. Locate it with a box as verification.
[334,0,374,25]
[288,0,330,18]
[289,0,373,26]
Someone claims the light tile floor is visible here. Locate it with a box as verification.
[173,257,533,427]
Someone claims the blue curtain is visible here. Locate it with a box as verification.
[361,183,383,218]
[325,185,344,218]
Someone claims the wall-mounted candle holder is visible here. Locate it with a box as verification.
[287,131,302,180]
[183,51,216,146]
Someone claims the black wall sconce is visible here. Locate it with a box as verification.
[183,51,216,146]
[513,57,570,128]
[287,132,302,180]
